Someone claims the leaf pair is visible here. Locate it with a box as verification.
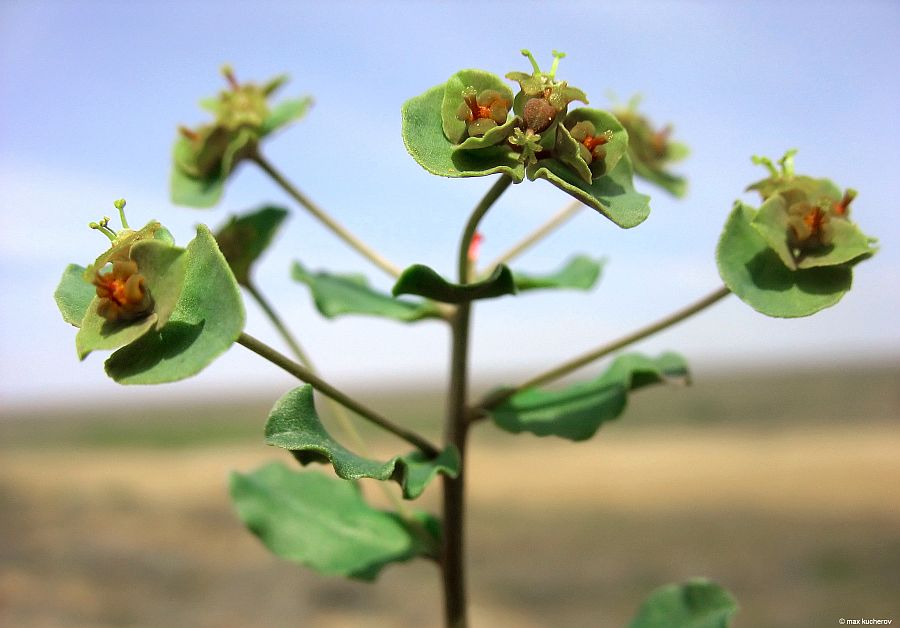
[54,225,245,384]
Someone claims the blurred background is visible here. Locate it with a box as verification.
[1,1,898,627]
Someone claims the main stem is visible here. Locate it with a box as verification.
[441,175,511,628]
[251,151,403,279]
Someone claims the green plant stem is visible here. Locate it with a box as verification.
[481,199,583,273]
[244,281,418,525]
[237,332,439,457]
[476,285,732,413]
[441,175,512,628]
[251,152,403,279]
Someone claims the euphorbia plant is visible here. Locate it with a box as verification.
[53,52,877,627]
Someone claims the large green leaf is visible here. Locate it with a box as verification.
[105,225,245,384]
[230,463,439,581]
[527,155,651,228]
[215,206,289,285]
[628,579,738,628]
[292,261,442,322]
[265,385,459,499]
[402,83,525,181]
[513,255,604,292]
[393,263,516,303]
[54,264,96,327]
[489,353,689,441]
[716,202,852,318]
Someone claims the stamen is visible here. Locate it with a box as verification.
[221,64,239,91]
[549,50,566,79]
[113,198,130,229]
[520,49,541,74]
[179,125,200,142]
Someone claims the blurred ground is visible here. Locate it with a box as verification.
[1,364,898,627]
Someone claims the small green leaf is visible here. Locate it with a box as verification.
[230,463,439,581]
[215,206,289,285]
[261,96,313,136]
[170,138,227,208]
[54,264,96,327]
[292,261,442,322]
[402,83,525,182]
[628,579,738,628]
[716,202,852,318]
[393,264,517,303]
[489,353,689,441]
[105,225,245,384]
[513,255,604,292]
[265,385,459,499]
[527,156,651,229]
[633,157,688,198]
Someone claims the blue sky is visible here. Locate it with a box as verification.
[1,1,898,407]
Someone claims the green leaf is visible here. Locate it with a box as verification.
[628,579,738,628]
[54,264,96,327]
[527,155,651,229]
[513,255,604,292]
[292,261,442,322]
[75,304,158,361]
[632,156,688,198]
[265,385,459,499]
[490,353,689,441]
[129,240,188,330]
[215,206,289,285]
[716,202,852,318]
[105,225,245,384]
[230,463,439,581]
[261,96,313,136]
[170,138,227,208]
[393,264,517,303]
[402,83,525,182]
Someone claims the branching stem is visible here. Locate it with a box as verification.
[237,332,439,457]
[441,175,512,628]
[476,285,732,414]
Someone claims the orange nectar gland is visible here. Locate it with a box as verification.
[650,125,673,158]
[788,203,833,250]
[570,122,612,164]
[456,87,510,137]
[93,261,153,323]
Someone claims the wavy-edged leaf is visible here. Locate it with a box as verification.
[628,579,738,628]
[716,202,852,318]
[215,206,289,285]
[54,264,96,327]
[513,255,604,292]
[292,261,442,322]
[230,463,439,581]
[489,353,689,441]
[528,155,651,228]
[441,69,514,146]
[265,385,458,499]
[393,263,516,303]
[402,83,525,182]
[261,96,313,136]
[105,225,245,384]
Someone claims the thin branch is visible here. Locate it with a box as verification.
[482,199,583,273]
[252,152,403,279]
[237,332,439,457]
[476,285,733,413]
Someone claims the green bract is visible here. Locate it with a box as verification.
[614,97,689,197]
[214,205,289,286]
[717,152,876,317]
[171,67,312,208]
[55,220,245,384]
[393,263,517,303]
[402,50,650,228]
[265,385,460,499]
